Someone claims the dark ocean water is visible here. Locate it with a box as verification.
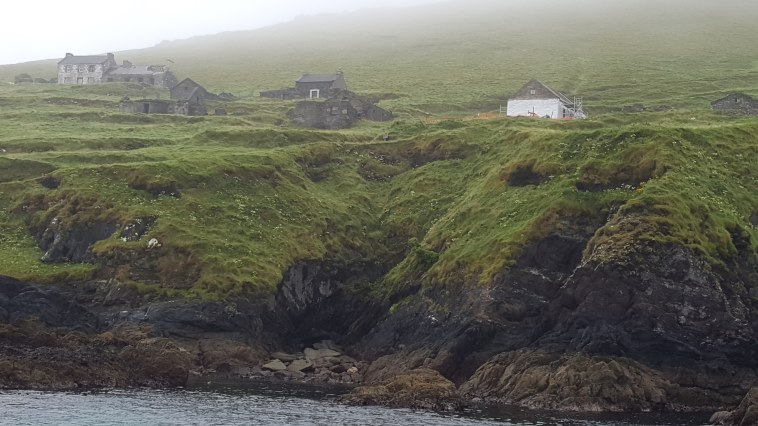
[0,383,710,426]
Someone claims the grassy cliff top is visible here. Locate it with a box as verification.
[0,0,756,299]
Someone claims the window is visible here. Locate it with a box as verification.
[64,65,72,72]
[76,77,83,84]
[78,65,86,72]
[88,65,96,72]
[87,77,95,84]
[529,87,536,95]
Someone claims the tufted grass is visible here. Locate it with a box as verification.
[0,0,756,298]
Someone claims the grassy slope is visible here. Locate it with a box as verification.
[3,0,758,113]
[0,0,756,298]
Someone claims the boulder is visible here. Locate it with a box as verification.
[304,348,340,361]
[330,365,347,374]
[460,350,678,412]
[712,388,758,425]
[262,360,287,371]
[287,359,314,373]
[117,337,195,387]
[340,368,463,411]
[271,352,299,362]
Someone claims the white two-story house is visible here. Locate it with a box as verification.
[57,53,117,85]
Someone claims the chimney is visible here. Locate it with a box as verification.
[123,60,133,67]
[65,53,73,57]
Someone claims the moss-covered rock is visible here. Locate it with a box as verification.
[341,368,464,411]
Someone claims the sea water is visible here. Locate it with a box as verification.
[0,383,710,426]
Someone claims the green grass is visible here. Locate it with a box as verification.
[0,0,756,299]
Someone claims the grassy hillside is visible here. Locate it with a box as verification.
[2,0,758,115]
[0,0,756,299]
[0,82,755,299]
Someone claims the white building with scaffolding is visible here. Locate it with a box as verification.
[503,79,586,119]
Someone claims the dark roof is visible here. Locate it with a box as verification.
[173,78,203,89]
[711,93,756,105]
[58,55,111,65]
[510,79,574,105]
[297,74,341,83]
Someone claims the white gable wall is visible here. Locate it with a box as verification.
[506,98,564,119]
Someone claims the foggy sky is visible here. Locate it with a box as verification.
[0,0,442,65]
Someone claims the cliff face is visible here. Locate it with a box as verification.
[3,213,755,411]
[347,230,758,411]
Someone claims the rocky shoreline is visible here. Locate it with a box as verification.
[2,225,757,423]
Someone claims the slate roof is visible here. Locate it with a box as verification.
[710,93,757,106]
[173,78,202,89]
[297,74,341,83]
[58,55,111,65]
[511,79,574,105]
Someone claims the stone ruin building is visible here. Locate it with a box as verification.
[289,90,393,129]
[711,93,758,115]
[261,72,347,100]
[119,78,212,116]
[57,53,176,88]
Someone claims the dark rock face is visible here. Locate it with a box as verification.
[35,217,117,263]
[539,243,758,368]
[0,276,98,330]
[119,217,153,242]
[351,213,758,411]
[0,276,199,389]
[272,261,387,346]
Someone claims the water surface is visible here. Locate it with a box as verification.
[0,384,710,426]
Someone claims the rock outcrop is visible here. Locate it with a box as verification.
[341,368,464,411]
[711,388,758,426]
[461,350,679,412]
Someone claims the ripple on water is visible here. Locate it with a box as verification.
[0,388,709,426]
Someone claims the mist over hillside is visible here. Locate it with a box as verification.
[2,0,757,111]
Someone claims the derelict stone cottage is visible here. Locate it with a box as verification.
[105,61,178,87]
[119,78,213,116]
[169,78,210,116]
[290,90,393,129]
[171,78,209,103]
[57,53,117,85]
[505,79,586,119]
[260,71,348,100]
[711,93,758,115]
[57,53,176,88]
[295,72,347,99]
